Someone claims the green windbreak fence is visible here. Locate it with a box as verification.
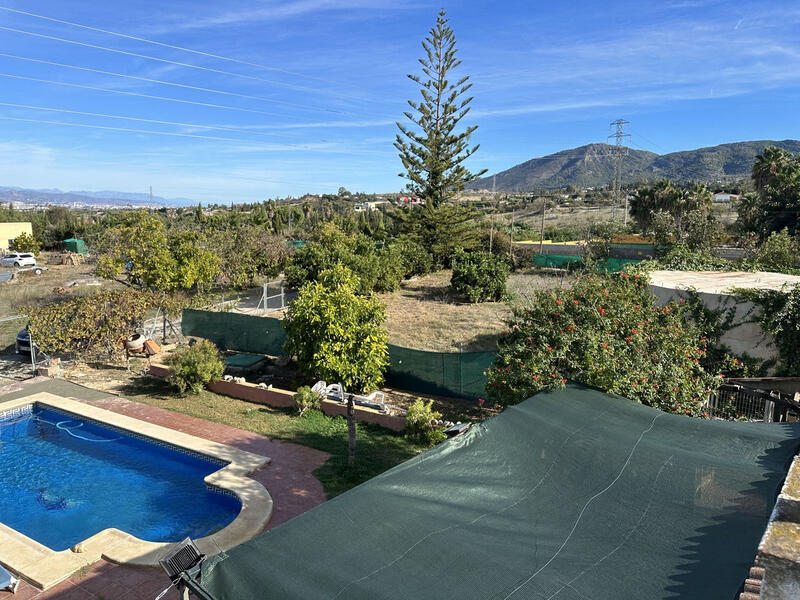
[181,310,287,356]
[533,253,583,269]
[534,254,642,273]
[201,384,800,600]
[182,309,492,399]
[385,345,493,399]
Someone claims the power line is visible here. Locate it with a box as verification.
[0,72,316,119]
[0,5,353,89]
[0,101,350,143]
[629,129,669,155]
[0,52,352,116]
[0,115,394,155]
[0,25,370,109]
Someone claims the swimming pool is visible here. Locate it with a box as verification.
[0,405,242,552]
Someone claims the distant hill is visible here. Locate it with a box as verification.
[468,139,800,192]
[0,186,195,208]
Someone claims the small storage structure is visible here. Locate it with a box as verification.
[63,238,88,255]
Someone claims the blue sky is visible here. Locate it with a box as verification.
[0,0,798,203]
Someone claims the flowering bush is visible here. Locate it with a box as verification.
[486,273,720,416]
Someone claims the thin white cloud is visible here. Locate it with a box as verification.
[156,0,425,33]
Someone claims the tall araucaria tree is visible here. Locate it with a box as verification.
[395,9,486,208]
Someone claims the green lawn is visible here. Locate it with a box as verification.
[120,377,427,498]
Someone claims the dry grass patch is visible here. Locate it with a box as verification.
[0,257,121,350]
[379,269,574,352]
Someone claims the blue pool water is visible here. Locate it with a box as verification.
[0,405,241,551]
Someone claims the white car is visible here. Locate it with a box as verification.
[0,252,36,267]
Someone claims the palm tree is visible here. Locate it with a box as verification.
[752,147,791,192]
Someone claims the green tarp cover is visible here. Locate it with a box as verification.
[223,354,265,368]
[62,238,88,254]
[201,384,800,600]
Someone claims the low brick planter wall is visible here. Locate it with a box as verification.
[148,363,169,378]
[208,379,296,408]
[320,399,405,432]
[148,363,406,431]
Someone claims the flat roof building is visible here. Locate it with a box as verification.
[0,222,33,251]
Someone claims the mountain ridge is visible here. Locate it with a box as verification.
[0,186,195,208]
[469,139,800,191]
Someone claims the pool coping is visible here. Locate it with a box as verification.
[0,391,274,590]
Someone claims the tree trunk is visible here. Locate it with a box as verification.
[347,395,356,468]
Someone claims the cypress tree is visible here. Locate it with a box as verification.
[395,9,486,208]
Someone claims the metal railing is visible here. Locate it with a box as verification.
[708,383,800,422]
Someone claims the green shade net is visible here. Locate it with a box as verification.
[201,384,800,600]
[385,345,494,400]
[533,254,641,273]
[182,310,491,399]
[182,310,286,356]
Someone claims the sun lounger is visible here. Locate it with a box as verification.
[0,564,19,594]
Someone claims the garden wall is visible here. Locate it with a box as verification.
[181,309,492,400]
[647,272,786,363]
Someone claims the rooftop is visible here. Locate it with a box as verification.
[648,270,800,295]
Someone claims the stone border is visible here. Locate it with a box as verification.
[0,392,273,590]
[756,455,800,599]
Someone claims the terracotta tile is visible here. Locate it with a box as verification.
[0,580,41,600]
[135,579,179,600]
[73,573,116,596]
[110,568,161,590]
[82,581,130,599]
[39,586,95,600]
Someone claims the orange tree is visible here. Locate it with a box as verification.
[486,273,720,416]
[25,289,156,360]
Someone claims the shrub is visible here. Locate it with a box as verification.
[584,220,624,261]
[374,246,408,292]
[389,236,433,278]
[285,225,403,294]
[405,398,447,446]
[736,285,800,376]
[450,250,509,303]
[644,244,733,271]
[294,386,323,416]
[486,273,721,416]
[166,340,225,394]
[751,229,799,273]
[9,232,41,255]
[284,265,388,393]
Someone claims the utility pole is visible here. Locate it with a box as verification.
[509,209,515,263]
[607,119,630,222]
[489,175,496,253]
[539,197,547,253]
[149,185,153,204]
